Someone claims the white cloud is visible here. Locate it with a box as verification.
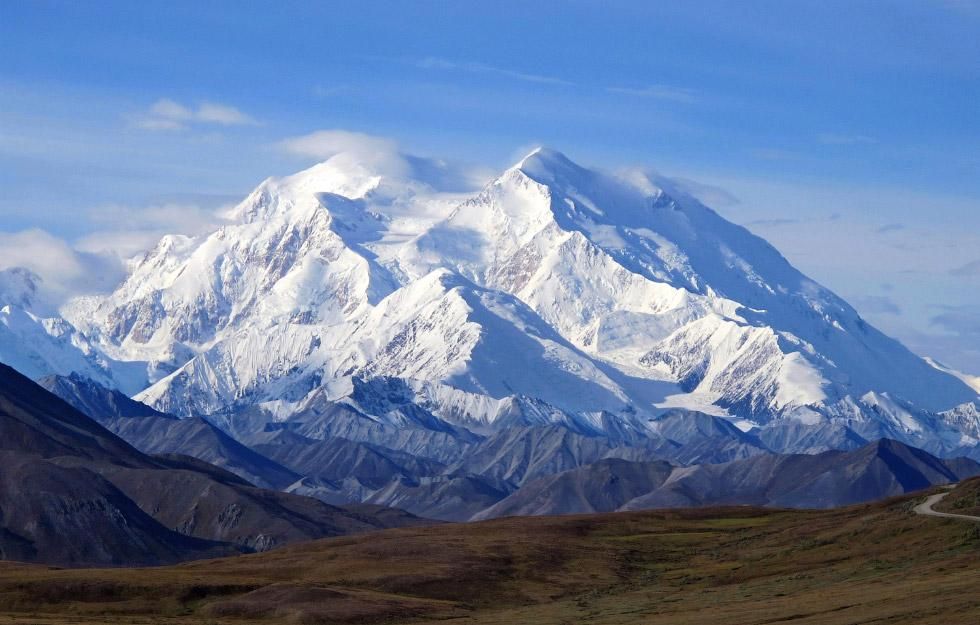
[0,229,125,313]
[75,204,232,259]
[279,129,409,179]
[279,129,400,161]
[136,117,186,131]
[86,202,224,232]
[149,98,193,121]
[75,230,172,259]
[134,98,258,131]
[0,201,231,311]
[657,176,740,207]
[196,102,256,126]
[278,129,490,191]
[76,203,229,258]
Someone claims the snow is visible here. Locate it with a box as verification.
[925,357,980,394]
[0,146,974,453]
[0,267,39,310]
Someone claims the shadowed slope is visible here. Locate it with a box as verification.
[0,364,427,565]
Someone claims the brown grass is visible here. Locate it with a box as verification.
[935,475,980,516]
[0,485,978,624]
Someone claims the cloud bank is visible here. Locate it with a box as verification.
[77,202,229,258]
[0,229,125,314]
[0,201,230,312]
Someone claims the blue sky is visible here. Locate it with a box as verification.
[1,0,979,373]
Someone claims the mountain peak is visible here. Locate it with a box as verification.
[514,147,585,183]
[0,267,40,310]
[517,146,566,163]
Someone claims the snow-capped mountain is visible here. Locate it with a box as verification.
[8,147,979,456]
[0,268,142,392]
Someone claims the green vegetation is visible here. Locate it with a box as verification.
[0,485,978,624]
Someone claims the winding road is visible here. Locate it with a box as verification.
[913,487,980,522]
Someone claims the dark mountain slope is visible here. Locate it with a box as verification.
[625,439,979,510]
[447,425,672,487]
[103,415,299,489]
[252,429,444,486]
[364,474,512,522]
[0,451,232,565]
[39,373,299,489]
[0,364,424,565]
[0,364,147,465]
[646,409,767,464]
[478,439,980,519]
[474,458,675,519]
[38,372,171,420]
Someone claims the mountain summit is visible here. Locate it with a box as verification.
[4,147,976,456]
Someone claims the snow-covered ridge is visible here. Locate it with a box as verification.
[5,147,977,454]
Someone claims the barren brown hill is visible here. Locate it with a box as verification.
[936,475,980,517]
[0,482,978,624]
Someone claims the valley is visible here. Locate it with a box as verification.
[0,481,977,624]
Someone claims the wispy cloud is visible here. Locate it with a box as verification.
[0,199,237,309]
[415,57,573,86]
[607,84,698,103]
[279,129,402,163]
[412,57,698,107]
[133,99,258,131]
[77,203,229,258]
[817,133,877,146]
[659,176,740,207]
[278,129,490,191]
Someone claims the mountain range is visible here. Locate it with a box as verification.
[3,147,980,539]
[38,368,980,523]
[4,148,977,446]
